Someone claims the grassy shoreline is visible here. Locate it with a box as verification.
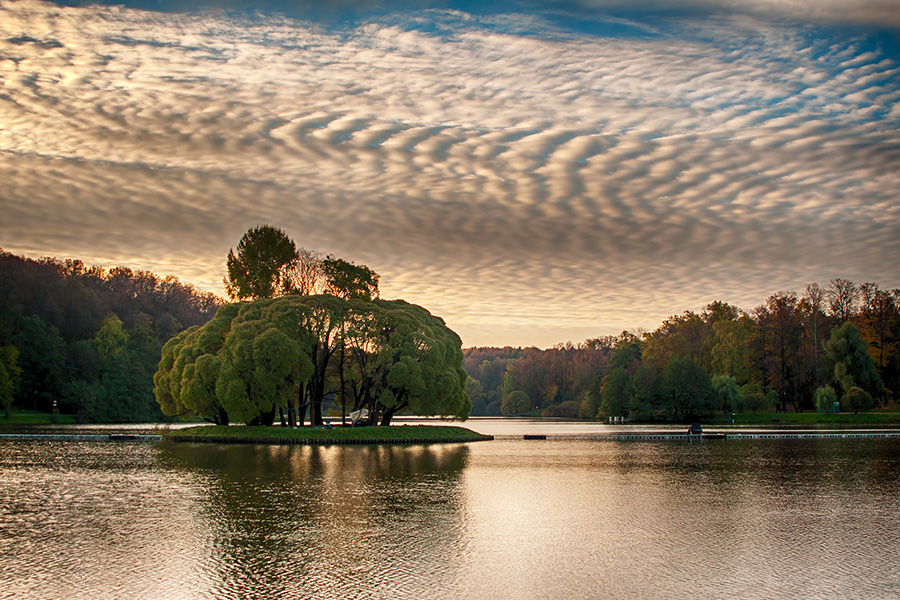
[704,411,900,425]
[166,424,494,445]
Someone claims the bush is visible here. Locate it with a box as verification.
[542,401,579,418]
[842,386,874,414]
[501,390,532,415]
[740,383,773,414]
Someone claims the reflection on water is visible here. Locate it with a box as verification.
[161,443,469,600]
[1,437,899,599]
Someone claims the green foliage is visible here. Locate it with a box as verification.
[710,317,752,383]
[578,388,601,420]
[842,386,874,414]
[92,314,128,360]
[825,321,882,398]
[154,295,468,426]
[609,334,641,370]
[347,299,470,424]
[599,367,628,418]
[0,346,22,418]
[739,382,772,413]
[13,315,66,414]
[465,377,486,414]
[501,390,531,415]
[711,374,740,413]
[322,256,380,301]
[225,225,299,300]
[0,250,219,422]
[662,355,716,421]
[815,386,838,413]
[626,361,662,421]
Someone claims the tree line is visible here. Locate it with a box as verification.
[465,281,898,421]
[154,225,470,427]
[0,249,221,421]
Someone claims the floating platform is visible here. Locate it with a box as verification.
[502,431,900,441]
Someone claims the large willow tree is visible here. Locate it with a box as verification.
[153,295,470,426]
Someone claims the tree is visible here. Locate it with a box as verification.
[804,283,827,387]
[153,295,468,427]
[739,382,772,413]
[855,283,899,392]
[626,361,662,421]
[13,315,67,414]
[343,299,469,425]
[711,374,740,414]
[598,367,628,418]
[841,386,874,414]
[662,355,715,421]
[825,321,882,398]
[285,247,324,296]
[465,377,486,414]
[762,291,802,411]
[92,314,128,360]
[710,316,752,383]
[224,225,299,300]
[322,256,380,301]
[827,278,858,325]
[154,304,241,425]
[215,301,314,426]
[0,346,22,418]
[815,386,837,413]
[501,390,531,415]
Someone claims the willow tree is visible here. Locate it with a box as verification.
[153,299,315,425]
[154,303,240,424]
[825,322,882,397]
[214,299,314,425]
[343,299,470,426]
[153,295,468,426]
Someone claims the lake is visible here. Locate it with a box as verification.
[1,420,899,599]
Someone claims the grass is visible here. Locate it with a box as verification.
[0,411,77,425]
[167,424,493,444]
[705,411,900,425]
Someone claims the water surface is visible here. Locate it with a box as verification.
[1,432,898,599]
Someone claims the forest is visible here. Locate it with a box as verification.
[464,283,898,421]
[0,249,220,422]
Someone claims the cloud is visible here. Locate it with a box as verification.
[1,0,898,346]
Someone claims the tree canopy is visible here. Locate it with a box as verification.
[225,225,299,300]
[153,295,470,426]
[0,249,221,421]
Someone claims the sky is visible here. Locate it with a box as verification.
[2,0,898,348]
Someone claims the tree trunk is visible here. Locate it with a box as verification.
[214,407,229,426]
[297,383,307,426]
[380,400,408,426]
[312,398,323,427]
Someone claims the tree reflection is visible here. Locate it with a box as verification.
[159,442,470,598]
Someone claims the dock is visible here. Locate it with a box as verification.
[512,431,900,441]
[0,433,163,442]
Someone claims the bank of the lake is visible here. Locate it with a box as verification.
[167,424,493,445]
[705,410,900,425]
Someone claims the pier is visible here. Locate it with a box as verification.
[510,431,900,441]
